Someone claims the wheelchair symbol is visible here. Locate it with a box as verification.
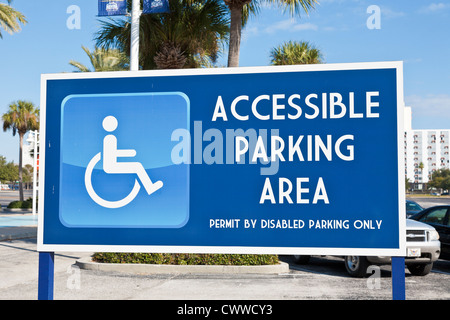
[84,116,163,209]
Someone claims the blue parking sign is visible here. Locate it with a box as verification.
[38,62,406,256]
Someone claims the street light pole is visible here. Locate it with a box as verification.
[26,130,39,215]
[130,0,141,71]
[32,130,38,215]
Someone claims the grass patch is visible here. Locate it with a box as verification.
[407,194,450,198]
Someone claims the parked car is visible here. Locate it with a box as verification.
[293,219,441,277]
[410,205,449,260]
[406,199,424,218]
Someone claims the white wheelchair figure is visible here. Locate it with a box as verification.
[85,116,163,208]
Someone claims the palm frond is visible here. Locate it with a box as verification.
[263,0,319,16]
[270,40,323,65]
[68,60,91,72]
[2,101,39,136]
[0,2,27,38]
[69,45,129,72]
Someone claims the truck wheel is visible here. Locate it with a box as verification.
[407,263,433,276]
[293,255,310,264]
[344,256,370,278]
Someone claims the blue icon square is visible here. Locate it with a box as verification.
[59,92,190,228]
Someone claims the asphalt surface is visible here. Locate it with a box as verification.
[0,191,449,301]
[0,238,449,301]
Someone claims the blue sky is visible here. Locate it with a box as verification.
[1,0,450,163]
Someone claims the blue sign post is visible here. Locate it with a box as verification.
[38,62,406,299]
[392,257,406,300]
[37,252,54,300]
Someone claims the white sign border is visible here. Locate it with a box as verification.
[38,61,406,256]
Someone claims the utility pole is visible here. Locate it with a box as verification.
[130,0,141,71]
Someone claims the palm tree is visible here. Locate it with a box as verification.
[270,40,323,65]
[225,0,318,67]
[95,0,229,70]
[2,101,39,201]
[69,46,129,72]
[0,0,27,38]
[418,161,424,181]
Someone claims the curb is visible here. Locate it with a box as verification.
[76,258,290,275]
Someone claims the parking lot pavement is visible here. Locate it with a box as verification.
[407,196,450,208]
[0,190,33,207]
[1,192,449,301]
[0,239,449,300]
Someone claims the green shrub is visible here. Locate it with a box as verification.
[7,200,32,209]
[7,197,36,209]
[92,253,279,266]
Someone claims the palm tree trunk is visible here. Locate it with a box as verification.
[18,132,24,201]
[227,5,243,67]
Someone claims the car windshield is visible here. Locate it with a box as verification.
[406,202,423,211]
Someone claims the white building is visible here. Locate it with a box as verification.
[404,106,450,189]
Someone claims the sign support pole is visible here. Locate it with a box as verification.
[38,252,55,300]
[130,0,141,71]
[392,257,405,300]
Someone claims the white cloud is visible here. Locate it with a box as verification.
[241,19,318,43]
[428,3,448,11]
[293,22,319,31]
[241,26,259,42]
[406,94,450,118]
[380,6,406,19]
[263,19,318,34]
[419,3,450,13]
[406,94,450,129]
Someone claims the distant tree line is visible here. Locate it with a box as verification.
[428,168,450,191]
[0,155,33,187]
